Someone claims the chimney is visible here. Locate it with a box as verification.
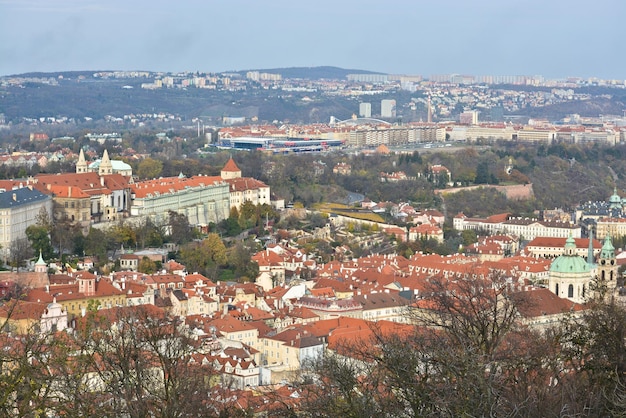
[68,186,71,197]
[100,176,105,187]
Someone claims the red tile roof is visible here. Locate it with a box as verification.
[222,157,241,173]
[130,175,224,198]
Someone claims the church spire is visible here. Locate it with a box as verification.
[76,149,88,173]
[99,149,113,176]
[34,250,47,273]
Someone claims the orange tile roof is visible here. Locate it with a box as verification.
[225,177,268,192]
[515,288,585,318]
[309,287,336,298]
[40,184,90,199]
[222,157,241,172]
[131,175,225,198]
[0,300,48,320]
[207,315,259,335]
[36,172,129,196]
[526,236,600,249]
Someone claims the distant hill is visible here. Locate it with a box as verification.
[7,67,382,81]
[515,96,626,119]
[239,66,383,80]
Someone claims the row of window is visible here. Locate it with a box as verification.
[64,201,89,209]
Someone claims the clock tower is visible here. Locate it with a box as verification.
[596,234,618,299]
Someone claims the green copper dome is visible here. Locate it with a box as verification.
[550,236,590,274]
[550,254,590,274]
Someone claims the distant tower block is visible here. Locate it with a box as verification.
[359,102,372,118]
[381,99,396,118]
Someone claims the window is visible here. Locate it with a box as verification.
[568,284,574,298]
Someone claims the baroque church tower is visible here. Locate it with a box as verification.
[596,233,618,299]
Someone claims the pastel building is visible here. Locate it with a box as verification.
[130,175,230,226]
[0,187,53,260]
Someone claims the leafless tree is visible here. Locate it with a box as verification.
[65,306,221,418]
[8,237,33,269]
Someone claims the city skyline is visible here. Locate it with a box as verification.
[1,0,625,80]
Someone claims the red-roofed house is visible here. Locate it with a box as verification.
[354,291,410,323]
[0,299,68,334]
[261,326,324,374]
[465,240,505,261]
[409,223,444,243]
[207,315,260,351]
[252,250,286,285]
[24,273,126,319]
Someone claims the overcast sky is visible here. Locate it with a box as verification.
[1,0,624,79]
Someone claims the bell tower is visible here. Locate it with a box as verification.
[98,149,113,176]
[597,233,618,298]
[76,149,88,173]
